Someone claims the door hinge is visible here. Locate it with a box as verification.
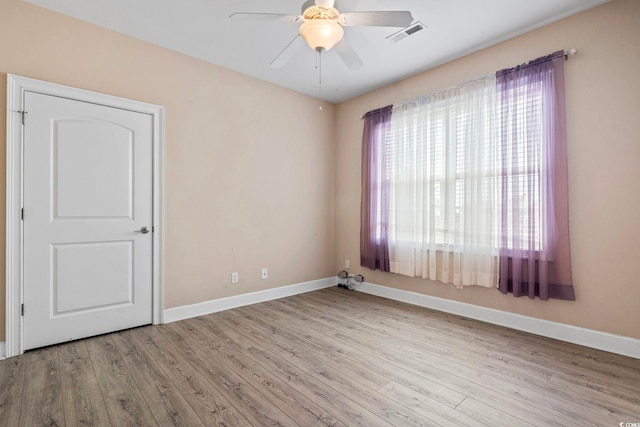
[21,304,24,316]
[18,110,27,125]
[21,208,24,220]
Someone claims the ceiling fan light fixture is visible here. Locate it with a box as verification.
[299,19,344,51]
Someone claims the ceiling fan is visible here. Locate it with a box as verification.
[230,0,414,70]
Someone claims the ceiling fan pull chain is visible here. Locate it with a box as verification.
[318,49,323,110]
[319,49,322,99]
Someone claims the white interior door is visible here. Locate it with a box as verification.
[23,91,154,350]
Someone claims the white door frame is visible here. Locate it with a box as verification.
[5,74,164,358]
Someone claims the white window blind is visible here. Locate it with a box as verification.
[377,73,547,286]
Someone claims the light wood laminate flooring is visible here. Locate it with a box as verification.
[1,287,639,426]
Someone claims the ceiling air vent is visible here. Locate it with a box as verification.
[387,21,426,43]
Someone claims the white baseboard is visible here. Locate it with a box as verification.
[163,277,337,324]
[0,341,5,360]
[356,282,640,359]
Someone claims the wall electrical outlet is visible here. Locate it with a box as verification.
[231,272,239,284]
[345,259,350,269]
[261,268,268,279]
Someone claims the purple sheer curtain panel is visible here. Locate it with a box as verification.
[360,106,392,271]
[497,51,575,300]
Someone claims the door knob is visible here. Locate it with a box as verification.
[135,226,150,234]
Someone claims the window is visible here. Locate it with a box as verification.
[384,80,500,256]
[361,50,574,299]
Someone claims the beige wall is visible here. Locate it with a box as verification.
[336,0,640,339]
[0,0,337,339]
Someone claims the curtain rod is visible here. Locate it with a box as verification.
[360,48,578,119]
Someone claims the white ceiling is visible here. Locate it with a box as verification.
[24,0,609,103]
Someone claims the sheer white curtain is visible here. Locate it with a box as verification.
[387,77,500,288]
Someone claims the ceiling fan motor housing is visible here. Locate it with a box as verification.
[302,5,340,20]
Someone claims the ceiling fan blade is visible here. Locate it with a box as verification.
[229,12,300,22]
[333,38,364,70]
[341,11,413,27]
[270,35,306,68]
